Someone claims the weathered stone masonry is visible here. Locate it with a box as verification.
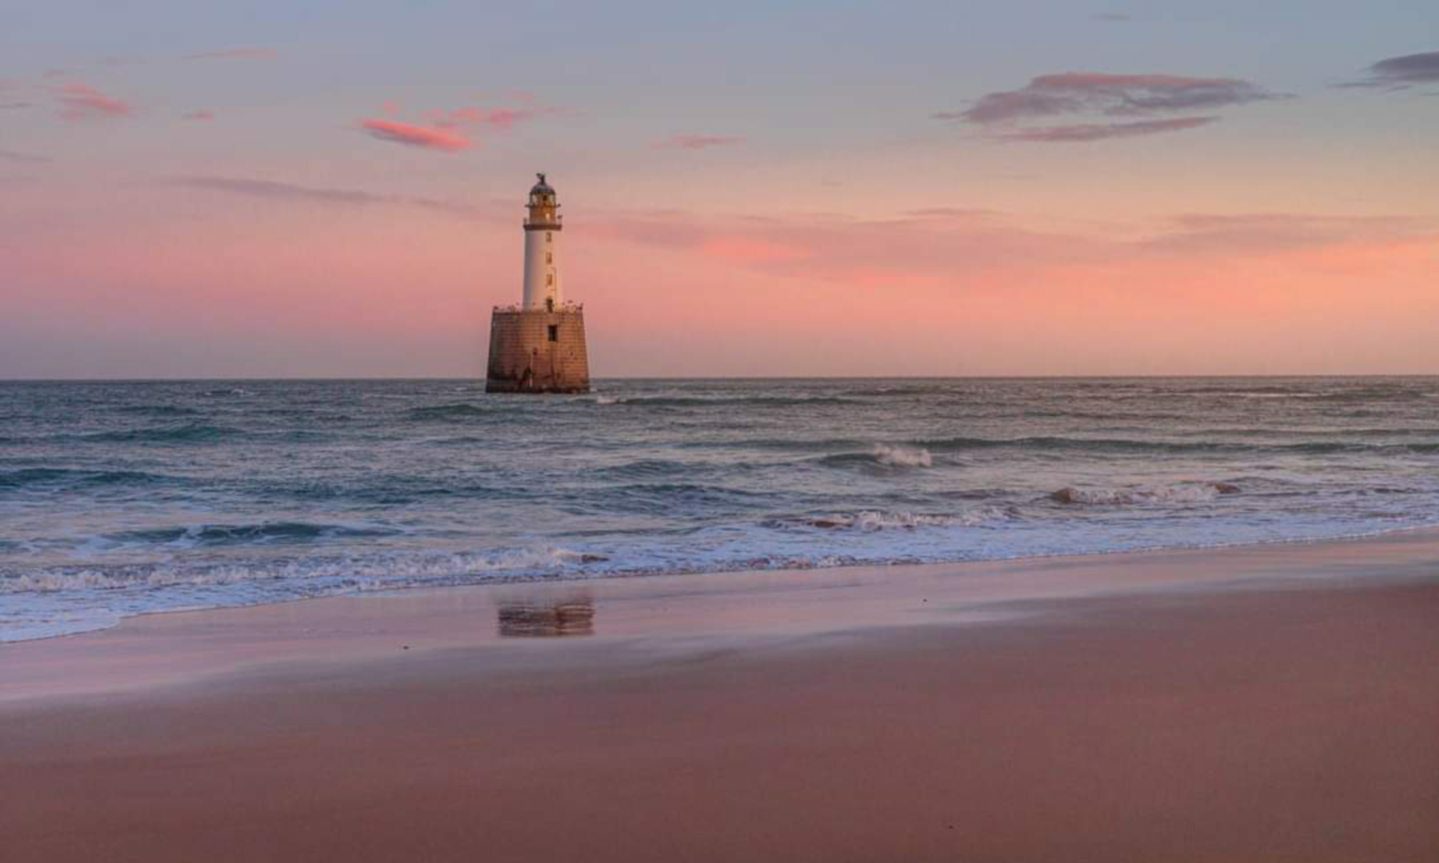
[485,307,590,393]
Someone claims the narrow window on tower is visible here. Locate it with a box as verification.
[545,252,552,264]
[546,297,554,312]
[546,273,554,286]
[547,324,558,342]
[546,232,552,243]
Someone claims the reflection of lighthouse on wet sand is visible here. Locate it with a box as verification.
[485,174,591,393]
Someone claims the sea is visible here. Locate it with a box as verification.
[2,377,1437,641]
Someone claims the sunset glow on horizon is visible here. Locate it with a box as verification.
[2,2,1436,378]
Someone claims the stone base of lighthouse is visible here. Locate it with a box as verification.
[485,308,590,394]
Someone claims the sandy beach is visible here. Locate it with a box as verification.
[4,531,1438,862]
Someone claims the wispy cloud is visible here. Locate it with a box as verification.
[0,101,32,110]
[587,208,1103,284]
[1339,50,1439,89]
[168,175,489,217]
[54,82,131,119]
[945,72,1280,124]
[1092,12,1131,22]
[586,206,1437,290]
[360,99,559,152]
[1141,213,1435,254]
[934,71,1280,143]
[359,118,472,152]
[998,115,1217,142]
[0,148,52,164]
[429,105,559,131]
[184,47,277,61]
[654,134,745,150]
[181,109,215,121]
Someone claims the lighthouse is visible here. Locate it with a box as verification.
[485,174,591,393]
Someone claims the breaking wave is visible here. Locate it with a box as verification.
[819,444,934,469]
[0,546,612,595]
[766,506,1019,532]
[1048,482,1242,506]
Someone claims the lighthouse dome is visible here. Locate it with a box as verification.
[530,173,555,198]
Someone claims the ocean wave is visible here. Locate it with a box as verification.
[406,403,490,421]
[818,444,934,469]
[76,423,239,444]
[589,459,707,480]
[114,404,201,417]
[1314,385,1431,403]
[918,435,1243,454]
[872,444,932,467]
[913,436,1439,456]
[0,545,611,595]
[765,506,1018,532]
[601,481,773,513]
[840,384,954,398]
[596,395,857,408]
[1047,482,1241,506]
[105,521,402,547]
[0,467,172,490]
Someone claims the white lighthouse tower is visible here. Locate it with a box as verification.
[485,174,591,393]
[522,173,562,310]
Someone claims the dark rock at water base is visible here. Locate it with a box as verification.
[1213,482,1242,494]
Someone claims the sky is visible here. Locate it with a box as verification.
[1,1,1436,378]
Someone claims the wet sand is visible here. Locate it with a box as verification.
[3,533,1439,861]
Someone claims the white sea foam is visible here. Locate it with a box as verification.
[1048,482,1239,506]
[0,545,612,595]
[789,506,1016,532]
[872,443,933,467]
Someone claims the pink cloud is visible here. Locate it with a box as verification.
[429,104,559,131]
[359,118,472,152]
[655,134,745,150]
[184,47,277,61]
[182,109,215,121]
[362,100,560,151]
[55,82,131,120]
[482,108,537,131]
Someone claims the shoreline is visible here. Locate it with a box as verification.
[3,535,1437,861]
[5,523,1439,705]
[7,519,1439,650]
